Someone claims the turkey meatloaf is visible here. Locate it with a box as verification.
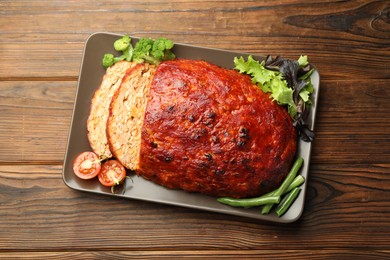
[107,63,156,170]
[138,59,297,198]
[87,61,137,159]
[89,59,297,198]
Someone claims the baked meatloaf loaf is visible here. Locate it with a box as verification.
[89,59,297,198]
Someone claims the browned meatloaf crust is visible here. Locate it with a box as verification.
[137,59,297,198]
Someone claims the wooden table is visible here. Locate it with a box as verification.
[1,1,389,258]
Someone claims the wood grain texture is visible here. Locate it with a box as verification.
[1,0,389,79]
[0,81,75,163]
[0,0,389,258]
[312,79,390,164]
[0,164,389,251]
[0,250,390,259]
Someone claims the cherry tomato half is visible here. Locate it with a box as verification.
[73,151,101,179]
[98,160,127,187]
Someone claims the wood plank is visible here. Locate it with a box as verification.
[311,78,390,164]
[0,250,389,259]
[0,164,388,251]
[0,81,76,163]
[1,79,389,164]
[1,0,389,78]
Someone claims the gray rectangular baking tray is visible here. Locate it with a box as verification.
[62,32,319,223]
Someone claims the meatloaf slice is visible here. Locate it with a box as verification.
[106,63,156,170]
[137,59,297,198]
[87,61,136,159]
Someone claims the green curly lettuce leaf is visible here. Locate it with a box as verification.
[234,55,298,118]
[234,55,315,142]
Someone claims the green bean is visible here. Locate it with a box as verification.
[217,157,304,212]
[261,159,304,215]
[260,175,305,202]
[261,175,305,214]
[274,157,304,197]
[275,187,301,217]
[217,195,280,208]
[286,175,305,193]
[261,202,274,214]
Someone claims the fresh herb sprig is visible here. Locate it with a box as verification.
[102,35,176,68]
[234,55,315,142]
